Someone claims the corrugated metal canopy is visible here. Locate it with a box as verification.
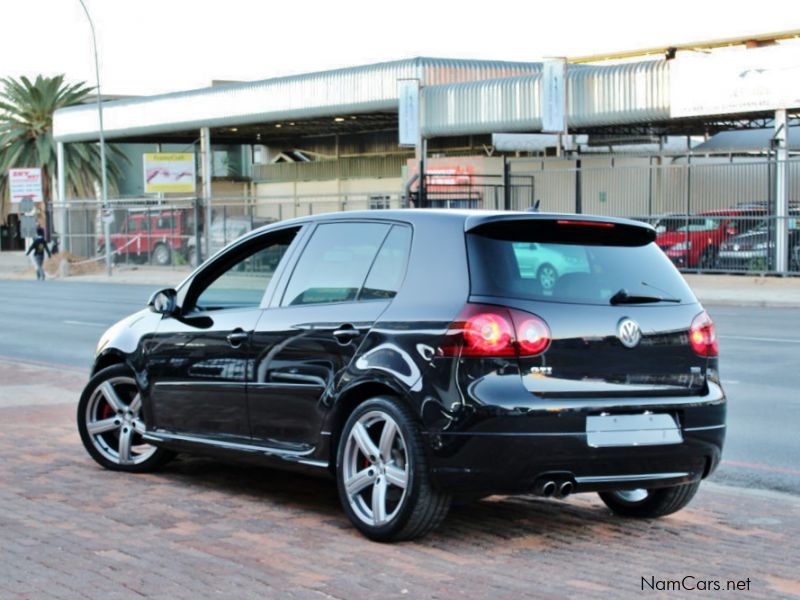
[53,57,541,143]
[421,60,670,137]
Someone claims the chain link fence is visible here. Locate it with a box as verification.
[48,158,800,275]
[53,192,406,269]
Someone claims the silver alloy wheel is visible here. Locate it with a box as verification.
[342,410,409,527]
[613,488,649,503]
[85,376,157,465]
[538,265,557,291]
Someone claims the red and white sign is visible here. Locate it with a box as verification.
[426,165,475,190]
[9,168,43,204]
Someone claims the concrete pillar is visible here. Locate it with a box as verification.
[774,109,789,272]
[200,127,212,261]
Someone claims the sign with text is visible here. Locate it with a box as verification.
[426,165,475,191]
[143,153,196,194]
[9,167,43,204]
[542,59,568,133]
[398,79,420,148]
[671,46,800,117]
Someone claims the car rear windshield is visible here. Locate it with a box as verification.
[466,220,695,306]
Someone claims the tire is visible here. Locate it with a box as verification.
[598,481,701,518]
[336,396,451,542]
[537,263,558,293]
[77,364,174,472]
[698,247,717,270]
[152,243,171,266]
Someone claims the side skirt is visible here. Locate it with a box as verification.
[143,430,330,474]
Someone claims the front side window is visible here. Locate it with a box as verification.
[281,222,393,306]
[191,228,297,311]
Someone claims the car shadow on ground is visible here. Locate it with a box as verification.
[156,454,648,547]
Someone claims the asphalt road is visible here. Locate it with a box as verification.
[0,279,797,495]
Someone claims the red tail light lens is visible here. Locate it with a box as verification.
[690,311,718,357]
[556,219,615,228]
[463,312,515,356]
[442,304,551,357]
[515,315,551,356]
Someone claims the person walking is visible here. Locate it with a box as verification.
[25,226,51,281]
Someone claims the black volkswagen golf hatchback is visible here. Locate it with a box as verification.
[78,210,725,541]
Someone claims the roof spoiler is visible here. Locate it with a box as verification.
[466,214,656,247]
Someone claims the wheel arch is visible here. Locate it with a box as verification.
[91,349,129,376]
[325,378,414,475]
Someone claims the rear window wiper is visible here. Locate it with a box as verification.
[610,288,681,305]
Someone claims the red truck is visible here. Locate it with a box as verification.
[97,208,195,266]
[655,208,764,269]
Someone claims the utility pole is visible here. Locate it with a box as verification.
[77,0,112,277]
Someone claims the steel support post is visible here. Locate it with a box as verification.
[56,142,68,253]
[200,126,212,262]
[774,109,789,273]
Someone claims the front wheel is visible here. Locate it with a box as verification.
[77,364,174,472]
[537,263,558,293]
[336,397,451,542]
[598,481,701,518]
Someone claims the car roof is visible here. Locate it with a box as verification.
[249,209,654,236]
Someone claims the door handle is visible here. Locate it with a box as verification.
[332,325,360,344]
[226,329,249,347]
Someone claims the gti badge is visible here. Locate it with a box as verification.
[530,366,553,375]
[617,318,642,348]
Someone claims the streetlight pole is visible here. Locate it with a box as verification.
[77,0,111,276]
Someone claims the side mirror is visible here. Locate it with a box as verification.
[148,288,178,316]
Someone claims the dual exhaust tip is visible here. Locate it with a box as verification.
[537,478,574,499]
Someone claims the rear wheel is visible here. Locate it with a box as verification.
[336,397,451,542]
[77,364,173,472]
[598,481,701,518]
[152,243,171,266]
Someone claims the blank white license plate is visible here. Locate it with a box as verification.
[586,413,682,448]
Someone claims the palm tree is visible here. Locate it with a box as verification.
[0,74,125,237]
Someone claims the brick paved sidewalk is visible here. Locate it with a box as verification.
[1,359,799,599]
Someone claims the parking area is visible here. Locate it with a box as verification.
[1,359,799,599]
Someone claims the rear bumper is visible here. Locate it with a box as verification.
[426,379,726,495]
[716,251,763,270]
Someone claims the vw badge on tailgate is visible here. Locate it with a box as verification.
[617,318,641,348]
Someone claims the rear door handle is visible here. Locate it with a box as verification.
[332,325,360,344]
[226,329,249,347]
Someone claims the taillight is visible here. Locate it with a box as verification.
[556,219,615,228]
[690,311,718,357]
[515,316,551,355]
[442,304,551,357]
[462,312,515,356]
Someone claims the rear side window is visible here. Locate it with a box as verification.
[361,225,412,300]
[281,222,391,306]
[467,221,694,306]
